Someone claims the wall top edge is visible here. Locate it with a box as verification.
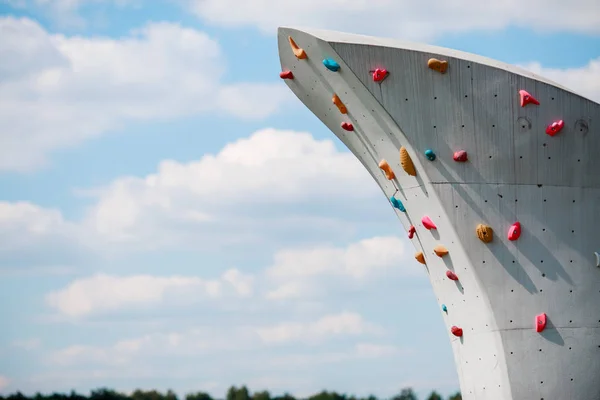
[277,26,598,105]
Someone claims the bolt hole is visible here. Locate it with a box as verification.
[542,273,545,277]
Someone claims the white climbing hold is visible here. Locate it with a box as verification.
[595,252,600,267]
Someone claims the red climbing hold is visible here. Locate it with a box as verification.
[508,222,521,241]
[451,326,463,337]
[536,313,547,333]
[453,150,468,162]
[446,270,459,281]
[422,216,437,230]
[408,225,416,239]
[279,70,294,80]
[545,120,564,136]
[519,90,540,107]
[341,122,354,131]
[372,68,388,82]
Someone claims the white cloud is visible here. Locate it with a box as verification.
[519,57,600,103]
[0,375,8,391]
[45,268,253,317]
[190,0,600,41]
[0,17,290,172]
[83,128,373,247]
[255,312,382,344]
[12,338,42,350]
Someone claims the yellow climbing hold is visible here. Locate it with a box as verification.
[476,224,494,243]
[428,58,448,74]
[332,94,347,114]
[400,146,416,177]
[434,245,449,257]
[378,159,396,180]
[288,36,307,60]
[415,251,426,265]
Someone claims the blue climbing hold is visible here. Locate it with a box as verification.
[442,304,447,312]
[425,149,436,161]
[390,196,406,212]
[323,58,340,72]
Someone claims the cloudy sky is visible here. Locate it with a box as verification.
[0,0,599,398]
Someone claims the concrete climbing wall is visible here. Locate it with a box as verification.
[277,27,600,400]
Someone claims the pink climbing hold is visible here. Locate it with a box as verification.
[508,222,521,241]
[408,225,416,239]
[422,216,437,230]
[451,326,463,337]
[279,70,294,80]
[453,150,468,162]
[536,313,547,333]
[341,122,354,131]
[546,120,564,136]
[372,68,389,82]
[446,270,459,281]
[519,90,540,107]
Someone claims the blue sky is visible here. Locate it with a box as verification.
[0,0,599,398]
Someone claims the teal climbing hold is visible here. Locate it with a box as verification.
[425,149,436,161]
[442,304,447,312]
[390,196,406,212]
[323,58,340,72]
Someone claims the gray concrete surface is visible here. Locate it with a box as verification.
[277,27,600,400]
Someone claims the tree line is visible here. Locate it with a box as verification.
[0,386,461,400]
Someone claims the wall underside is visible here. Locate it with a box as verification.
[277,27,600,400]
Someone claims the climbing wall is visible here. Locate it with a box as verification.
[277,27,600,400]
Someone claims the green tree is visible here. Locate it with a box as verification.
[251,391,270,400]
[447,393,462,400]
[425,392,441,400]
[390,388,417,400]
[186,392,213,400]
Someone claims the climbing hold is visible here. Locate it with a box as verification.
[434,245,449,257]
[279,70,294,80]
[378,159,396,180]
[408,225,416,239]
[372,68,389,82]
[453,150,468,162]
[400,147,417,176]
[450,326,463,337]
[476,224,494,243]
[508,222,521,241]
[545,120,564,136]
[288,36,307,59]
[519,89,540,107]
[535,313,547,333]
[341,122,354,131]
[415,251,426,265]
[446,270,459,281]
[427,58,448,74]
[390,196,406,212]
[332,94,347,114]
[422,216,437,230]
[323,58,340,72]
[595,252,600,267]
[424,149,436,161]
[442,304,448,313]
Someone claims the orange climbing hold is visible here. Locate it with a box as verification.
[415,251,426,265]
[476,224,494,243]
[446,270,459,281]
[422,216,437,230]
[341,122,354,131]
[519,90,539,107]
[400,147,416,176]
[332,94,347,114]
[536,313,547,333]
[508,222,521,241]
[408,225,416,239]
[428,58,448,74]
[288,36,307,59]
[434,245,449,257]
[279,70,294,80]
[378,159,396,180]
[451,326,463,337]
